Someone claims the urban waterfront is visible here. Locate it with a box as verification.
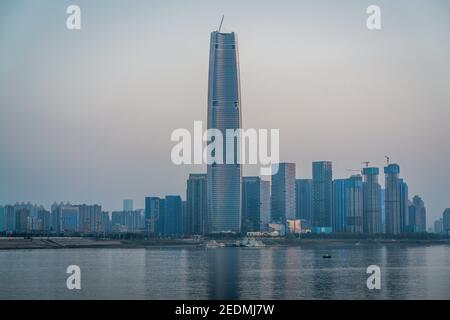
[1,244,450,300]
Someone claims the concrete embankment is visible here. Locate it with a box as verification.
[0,238,202,250]
[0,238,123,250]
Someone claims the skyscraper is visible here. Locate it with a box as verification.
[145,197,165,236]
[186,173,208,235]
[408,195,426,232]
[399,179,409,233]
[123,199,134,211]
[384,164,404,235]
[207,30,242,234]
[77,204,102,233]
[332,179,347,233]
[164,196,183,236]
[242,177,270,232]
[296,179,313,223]
[271,163,296,222]
[345,175,364,233]
[434,218,443,234]
[312,161,333,233]
[442,209,450,236]
[4,205,15,232]
[362,167,382,234]
[0,206,4,232]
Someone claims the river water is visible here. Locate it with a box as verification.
[1,244,449,299]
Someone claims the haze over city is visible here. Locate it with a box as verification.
[1,0,450,227]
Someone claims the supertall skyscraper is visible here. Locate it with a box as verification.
[362,167,382,234]
[312,161,333,233]
[271,163,296,222]
[207,30,242,233]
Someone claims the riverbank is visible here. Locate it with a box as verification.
[1,237,450,250]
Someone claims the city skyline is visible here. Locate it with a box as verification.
[1,0,450,228]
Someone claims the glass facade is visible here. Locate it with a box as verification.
[207,31,242,233]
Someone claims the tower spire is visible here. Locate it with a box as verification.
[218,15,224,32]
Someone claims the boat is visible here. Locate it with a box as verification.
[237,238,265,248]
[202,240,225,248]
[322,254,332,259]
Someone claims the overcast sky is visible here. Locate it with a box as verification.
[1,0,449,225]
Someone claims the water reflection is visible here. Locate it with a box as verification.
[1,245,450,299]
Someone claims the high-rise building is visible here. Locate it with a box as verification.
[312,161,333,232]
[407,195,426,233]
[332,179,347,233]
[123,199,134,211]
[384,164,406,235]
[271,163,296,222]
[51,203,78,233]
[442,209,450,236]
[60,207,79,233]
[111,210,144,233]
[145,197,165,235]
[0,206,4,232]
[15,208,30,232]
[434,218,443,234]
[399,179,409,233]
[76,204,102,233]
[186,174,208,235]
[100,211,111,233]
[296,179,313,223]
[37,209,51,232]
[345,175,364,233]
[362,167,382,234]
[164,196,183,236]
[332,176,364,234]
[242,177,270,232]
[207,30,242,234]
[4,205,15,232]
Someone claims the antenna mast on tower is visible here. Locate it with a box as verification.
[218,15,225,32]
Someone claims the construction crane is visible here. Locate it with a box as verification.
[362,161,371,168]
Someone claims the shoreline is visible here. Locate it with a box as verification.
[1,237,450,251]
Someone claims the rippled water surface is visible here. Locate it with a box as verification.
[1,244,449,299]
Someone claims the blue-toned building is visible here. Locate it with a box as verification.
[407,195,426,233]
[271,163,296,223]
[443,209,450,236]
[399,179,409,233]
[296,179,313,224]
[60,208,79,233]
[332,175,363,233]
[242,177,270,232]
[186,174,208,235]
[145,197,165,235]
[345,175,364,233]
[362,167,382,234]
[0,206,4,232]
[207,30,242,234]
[164,196,183,236]
[384,164,403,235]
[332,179,347,233]
[312,161,333,231]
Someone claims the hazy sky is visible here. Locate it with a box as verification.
[1,0,449,225]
